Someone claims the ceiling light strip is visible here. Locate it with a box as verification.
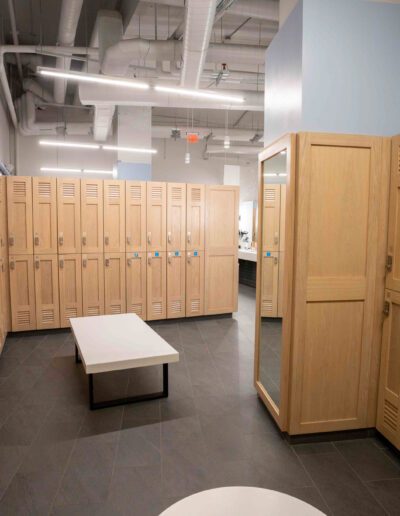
[154,85,244,103]
[103,145,157,154]
[39,140,100,149]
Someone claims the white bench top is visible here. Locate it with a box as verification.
[70,314,179,374]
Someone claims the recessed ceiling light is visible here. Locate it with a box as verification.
[40,167,81,173]
[154,85,244,103]
[102,145,157,154]
[39,140,100,150]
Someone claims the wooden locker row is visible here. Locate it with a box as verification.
[7,178,207,255]
[0,177,10,350]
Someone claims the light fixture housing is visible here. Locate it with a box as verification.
[102,145,157,154]
[37,67,150,90]
[39,140,100,150]
[154,85,244,104]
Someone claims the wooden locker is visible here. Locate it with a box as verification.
[262,184,281,252]
[81,179,104,253]
[126,252,146,319]
[205,185,239,315]
[82,253,104,317]
[7,176,33,255]
[167,183,186,252]
[0,257,6,350]
[277,252,284,318]
[147,182,166,252]
[9,255,36,331]
[126,181,146,253]
[104,180,125,252]
[147,251,166,320]
[59,254,82,327]
[186,250,204,317]
[0,176,8,256]
[34,254,60,329]
[186,184,205,251]
[57,178,81,254]
[261,252,279,317]
[279,185,286,252]
[104,253,126,315]
[377,290,400,450]
[167,251,185,319]
[386,135,400,292]
[32,177,57,254]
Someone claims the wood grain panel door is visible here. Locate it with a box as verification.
[82,253,104,317]
[32,177,57,254]
[81,179,103,253]
[104,253,126,315]
[167,251,185,319]
[386,135,400,293]
[104,180,125,253]
[9,255,36,331]
[0,176,8,254]
[57,178,81,254]
[126,252,146,320]
[289,133,388,434]
[167,183,186,252]
[377,290,400,449]
[147,182,166,252]
[186,184,205,251]
[126,181,146,253]
[34,254,60,329]
[262,184,281,252]
[186,250,204,317]
[59,254,82,327]
[260,252,279,318]
[7,176,33,255]
[147,252,166,320]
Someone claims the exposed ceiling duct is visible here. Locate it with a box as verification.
[152,125,263,142]
[180,0,217,88]
[54,0,84,104]
[23,79,54,103]
[226,0,279,22]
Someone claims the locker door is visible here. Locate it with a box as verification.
[9,255,36,331]
[167,251,185,319]
[104,180,125,252]
[262,184,281,252]
[186,184,205,251]
[387,136,400,292]
[126,181,146,253]
[57,178,81,254]
[277,252,284,318]
[104,253,126,314]
[59,254,82,327]
[32,177,57,254]
[377,290,400,449]
[147,252,166,320]
[261,252,279,318]
[147,182,166,252]
[0,176,8,255]
[186,250,204,317]
[126,252,146,319]
[167,183,186,252]
[81,179,103,253]
[82,253,104,317]
[34,254,60,329]
[7,176,33,255]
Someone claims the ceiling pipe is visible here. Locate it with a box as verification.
[22,79,54,103]
[7,0,23,84]
[228,0,279,22]
[206,143,261,154]
[180,0,217,88]
[152,125,263,141]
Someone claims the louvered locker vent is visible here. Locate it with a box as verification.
[131,303,143,315]
[171,187,182,201]
[262,300,273,313]
[170,300,182,313]
[62,183,75,198]
[87,307,100,316]
[383,399,398,432]
[13,181,26,197]
[264,188,275,202]
[108,184,120,200]
[38,182,51,198]
[151,186,162,201]
[152,302,163,316]
[191,188,201,202]
[191,299,200,312]
[110,304,122,314]
[41,309,54,324]
[130,185,142,201]
[65,307,78,319]
[17,310,31,325]
[86,184,98,198]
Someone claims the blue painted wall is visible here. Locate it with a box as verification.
[117,161,152,181]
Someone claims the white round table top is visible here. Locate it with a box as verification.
[160,487,325,516]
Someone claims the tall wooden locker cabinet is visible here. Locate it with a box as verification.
[126,252,146,319]
[9,255,36,331]
[186,184,205,251]
[104,253,126,314]
[126,181,146,253]
[0,176,10,340]
[167,251,185,318]
[32,177,57,254]
[57,178,81,254]
[186,250,204,317]
[81,179,104,253]
[205,185,239,315]
[147,252,166,320]
[34,254,60,329]
[7,176,33,255]
[82,253,104,317]
[147,182,166,252]
[59,254,82,327]
[167,183,186,252]
[104,180,125,252]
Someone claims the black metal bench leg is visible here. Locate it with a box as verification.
[75,344,81,364]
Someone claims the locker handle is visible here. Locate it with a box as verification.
[34,233,40,246]
[59,232,64,246]
[383,301,390,317]
[127,258,132,266]
[274,257,278,265]
[82,257,87,268]
[127,236,131,245]
[148,255,152,266]
[9,259,15,270]
[105,257,110,267]
[82,233,87,246]
[168,253,172,264]
[0,258,3,272]
[59,258,64,269]
[147,232,151,245]
[8,235,14,246]
[167,232,172,244]
[274,233,279,246]
[35,257,40,269]
[187,232,191,244]
[104,234,109,246]
[187,252,191,264]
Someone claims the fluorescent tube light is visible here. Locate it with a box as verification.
[83,169,114,175]
[39,140,100,150]
[154,85,244,104]
[102,145,157,154]
[37,67,150,90]
[264,173,278,177]
[224,136,230,149]
[41,167,81,173]
[279,173,288,177]
[185,152,191,164]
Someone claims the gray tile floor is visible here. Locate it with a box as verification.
[0,285,399,515]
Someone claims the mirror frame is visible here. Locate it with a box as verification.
[254,133,296,431]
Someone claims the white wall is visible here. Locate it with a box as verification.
[0,95,11,167]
